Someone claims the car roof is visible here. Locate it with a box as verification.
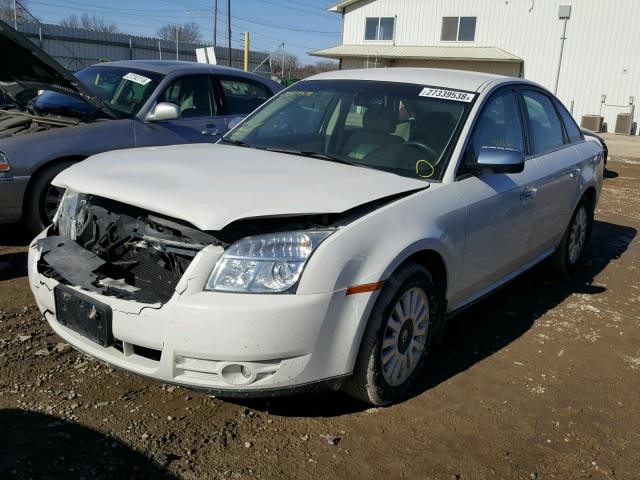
[306,67,534,93]
[94,60,266,78]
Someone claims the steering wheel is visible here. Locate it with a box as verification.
[403,141,439,162]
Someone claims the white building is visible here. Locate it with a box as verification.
[311,0,640,134]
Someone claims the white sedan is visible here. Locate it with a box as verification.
[28,68,603,405]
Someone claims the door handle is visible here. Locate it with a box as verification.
[520,187,537,200]
[568,167,582,178]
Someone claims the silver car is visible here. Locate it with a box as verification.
[28,68,604,405]
[0,20,281,232]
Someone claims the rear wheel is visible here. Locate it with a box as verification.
[550,199,593,274]
[23,160,76,234]
[343,263,442,406]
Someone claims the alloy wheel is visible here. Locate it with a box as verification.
[568,206,588,264]
[380,287,429,386]
[43,184,65,223]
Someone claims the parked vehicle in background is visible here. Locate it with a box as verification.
[581,128,608,165]
[0,20,281,233]
[28,68,604,405]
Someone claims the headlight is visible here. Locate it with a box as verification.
[205,230,333,293]
[55,189,87,240]
[0,152,11,172]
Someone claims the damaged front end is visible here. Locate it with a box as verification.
[0,109,75,137]
[36,193,220,304]
[35,187,420,304]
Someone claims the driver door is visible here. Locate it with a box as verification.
[135,74,226,147]
[455,87,540,302]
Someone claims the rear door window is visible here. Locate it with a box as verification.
[554,99,583,143]
[217,77,272,115]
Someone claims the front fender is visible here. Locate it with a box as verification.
[298,183,466,301]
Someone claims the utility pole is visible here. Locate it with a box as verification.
[243,32,250,71]
[213,0,218,48]
[13,0,17,29]
[227,0,232,67]
[176,25,179,61]
[281,43,285,80]
[554,5,571,94]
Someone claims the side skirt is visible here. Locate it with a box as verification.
[446,247,556,321]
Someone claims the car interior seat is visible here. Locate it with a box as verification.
[180,80,213,118]
[343,106,403,159]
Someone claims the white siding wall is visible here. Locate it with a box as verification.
[341,0,640,133]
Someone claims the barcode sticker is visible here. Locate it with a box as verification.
[123,73,152,85]
[419,87,475,102]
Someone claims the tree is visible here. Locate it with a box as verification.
[270,51,299,79]
[0,0,30,25]
[60,13,117,33]
[157,22,202,44]
[294,60,339,79]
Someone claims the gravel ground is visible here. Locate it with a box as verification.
[1,141,639,479]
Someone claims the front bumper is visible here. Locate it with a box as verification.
[0,175,29,224]
[28,231,375,395]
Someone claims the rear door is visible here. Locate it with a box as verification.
[213,75,273,129]
[456,86,539,300]
[520,88,583,254]
[135,74,225,146]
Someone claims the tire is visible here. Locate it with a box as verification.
[343,262,443,406]
[549,199,593,274]
[23,160,76,234]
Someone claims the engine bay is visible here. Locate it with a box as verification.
[37,196,218,304]
[0,109,74,137]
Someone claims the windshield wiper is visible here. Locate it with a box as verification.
[263,148,365,168]
[220,138,255,148]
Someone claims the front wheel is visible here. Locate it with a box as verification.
[23,160,76,234]
[343,263,442,406]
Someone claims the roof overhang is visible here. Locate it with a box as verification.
[328,0,363,13]
[310,44,523,63]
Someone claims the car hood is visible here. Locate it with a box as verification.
[53,144,428,231]
[0,20,115,116]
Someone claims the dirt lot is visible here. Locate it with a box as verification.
[1,138,639,479]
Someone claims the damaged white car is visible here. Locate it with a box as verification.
[28,68,603,405]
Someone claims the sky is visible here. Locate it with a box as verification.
[24,0,342,64]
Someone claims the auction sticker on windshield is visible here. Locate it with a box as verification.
[419,87,475,102]
[123,72,152,85]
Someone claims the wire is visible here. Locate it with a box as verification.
[253,0,335,19]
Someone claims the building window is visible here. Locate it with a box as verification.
[365,17,395,41]
[441,16,476,41]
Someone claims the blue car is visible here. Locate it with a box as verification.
[0,20,281,232]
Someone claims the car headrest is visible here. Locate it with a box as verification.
[362,106,397,133]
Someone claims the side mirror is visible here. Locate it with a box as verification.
[468,146,525,174]
[227,115,245,131]
[145,102,180,122]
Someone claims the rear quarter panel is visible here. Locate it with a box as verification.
[573,139,604,209]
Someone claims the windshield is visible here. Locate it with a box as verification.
[33,66,163,120]
[225,80,474,180]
